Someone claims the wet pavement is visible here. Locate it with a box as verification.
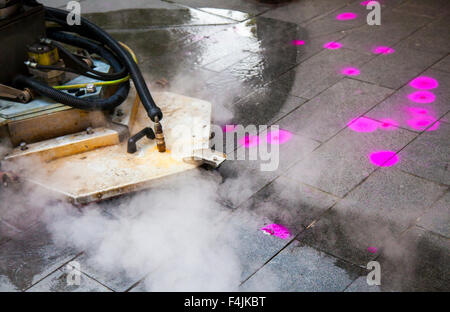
[0,0,449,291]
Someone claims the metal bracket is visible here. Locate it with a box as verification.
[0,84,33,103]
[183,148,226,168]
[127,127,155,154]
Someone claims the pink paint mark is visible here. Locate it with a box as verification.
[407,107,429,116]
[369,151,399,167]
[266,129,293,145]
[323,41,343,50]
[372,46,395,55]
[368,247,378,254]
[348,117,379,133]
[341,67,360,76]
[336,12,358,21]
[291,39,305,46]
[239,135,260,148]
[407,91,436,104]
[261,224,291,240]
[407,116,440,131]
[409,76,439,90]
[222,124,237,133]
[379,118,399,130]
[360,0,377,5]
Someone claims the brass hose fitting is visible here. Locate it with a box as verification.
[154,116,166,153]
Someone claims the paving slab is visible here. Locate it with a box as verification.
[276,48,374,100]
[417,192,450,238]
[241,240,366,292]
[218,130,320,208]
[296,168,447,266]
[366,68,450,132]
[356,46,444,90]
[0,222,78,291]
[432,54,450,73]
[164,0,272,17]
[344,276,381,292]
[393,0,450,18]
[395,15,450,55]
[340,10,432,54]
[240,176,338,233]
[278,78,394,142]
[26,268,112,292]
[397,122,450,185]
[379,226,450,291]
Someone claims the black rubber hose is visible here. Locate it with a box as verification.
[49,40,127,80]
[14,75,130,111]
[14,32,130,111]
[45,7,163,121]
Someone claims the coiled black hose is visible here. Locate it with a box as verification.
[15,2,163,121]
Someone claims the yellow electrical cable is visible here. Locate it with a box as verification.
[53,42,138,90]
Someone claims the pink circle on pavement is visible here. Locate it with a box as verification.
[261,224,291,240]
[368,247,378,253]
[266,129,293,145]
[348,117,379,133]
[379,118,399,130]
[336,12,358,20]
[341,67,361,76]
[372,46,395,55]
[291,40,305,46]
[239,135,260,148]
[323,41,343,50]
[407,91,436,104]
[409,76,439,90]
[369,151,399,167]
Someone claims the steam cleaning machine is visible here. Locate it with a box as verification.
[0,0,225,204]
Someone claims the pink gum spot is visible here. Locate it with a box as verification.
[379,119,399,130]
[368,247,378,254]
[348,117,379,133]
[291,40,305,46]
[261,224,291,240]
[407,107,429,116]
[336,12,358,20]
[239,135,260,148]
[407,117,440,132]
[372,46,395,55]
[266,129,293,145]
[341,67,360,76]
[323,41,343,50]
[407,91,436,104]
[369,151,399,167]
[409,76,439,90]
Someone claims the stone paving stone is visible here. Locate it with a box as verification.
[296,168,447,266]
[241,240,366,292]
[0,222,78,291]
[218,130,320,208]
[275,48,373,100]
[165,0,272,17]
[393,0,450,18]
[344,276,381,292]
[278,78,394,142]
[340,10,432,54]
[432,55,450,73]
[397,122,450,185]
[0,220,20,247]
[284,126,417,197]
[356,46,444,90]
[83,2,234,28]
[0,275,19,292]
[417,192,450,238]
[73,253,143,292]
[220,210,294,283]
[396,15,450,55]
[261,0,349,25]
[26,268,112,292]
[240,176,337,233]
[379,226,450,291]
[366,68,450,133]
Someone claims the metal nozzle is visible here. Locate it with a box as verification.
[154,116,166,153]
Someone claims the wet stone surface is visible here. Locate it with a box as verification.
[3,0,450,292]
